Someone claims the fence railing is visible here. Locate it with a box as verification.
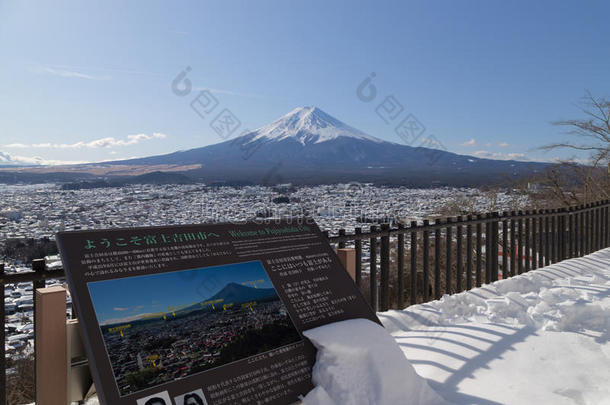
[324,200,610,311]
[0,199,609,404]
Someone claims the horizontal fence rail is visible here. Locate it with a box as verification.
[0,199,609,405]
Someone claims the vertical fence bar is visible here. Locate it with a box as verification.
[574,209,580,257]
[568,208,574,258]
[380,224,390,311]
[595,204,600,251]
[559,209,565,259]
[397,224,405,309]
[524,211,531,273]
[510,212,516,278]
[466,216,473,291]
[604,200,610,247]
[531,215,538,270]
[544,210,553,266]
[422,220,430,302]
[556,210,563,261]
[456,216,463,292]
[0,263,5,405]
[502,213,508,278]
[599,203,604,249]
[604,200,610,248]
[338,229,346,249]
[592,204,597,252]
[369,225,377,311]
[410,221,417,306]
[551,210,558,263]
[537,210,545,267]
[476,215,483,287]
[485,214,492,284]
[355,228,362,287]
[491,213,499,281]
[587,204,593,254]
[434,219,442,299]
[517,212,524,274]
[446,219,453,295]
[579,206,585,257]
[560,208,566,260]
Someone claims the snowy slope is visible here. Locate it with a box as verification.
[379,248,610,405]
[247,106,388,145]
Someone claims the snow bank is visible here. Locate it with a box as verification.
[300,318,450,405]
[379,248,610,404]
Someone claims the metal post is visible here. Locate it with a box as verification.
[518,212,524,274]
[525,211,531,272]
[510,212,516,277]
[579,206,585,257]
[485,214,492,283]
[531,215,538,270]
[476,214,483,287]
[466,216,473,290]
[422,220,430,302]
[338,229,346,249]
[456,216,463,292]
[434,218,442,299]
[550,210,557,263]
[446,218,453,295]
[545,211,551,265]
[490,212,500,282]
[410,221,418,306]
[354,228,362,287]
[502,214,508,278]
[397,224,405,308]
[380,223,390,311]
[369,225,378,311]
[538,210,544,268]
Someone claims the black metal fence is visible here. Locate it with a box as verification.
[324,200,610,311]
[0,199,609,404]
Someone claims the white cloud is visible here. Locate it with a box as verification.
[29,66,111,81]
[499,142,509,147]
[0,151,90,166]
[461,138,477,147]
[113,307,129,312]
[473,150,529,161]
[3,133,167,149]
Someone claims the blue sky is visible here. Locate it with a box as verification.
[87,261,273,325]
[1,0,610,165]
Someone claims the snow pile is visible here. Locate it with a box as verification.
[379,248,610,404]
[300,318,449,405]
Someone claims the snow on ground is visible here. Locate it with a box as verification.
[379,248,610,405]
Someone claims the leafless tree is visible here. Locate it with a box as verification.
[533,92,610,206]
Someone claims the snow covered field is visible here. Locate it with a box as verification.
[377,247,610,404]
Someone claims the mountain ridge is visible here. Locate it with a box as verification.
[0,107,551,186]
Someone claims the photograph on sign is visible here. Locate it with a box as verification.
[87,261,301,396]
[174,389,208,405]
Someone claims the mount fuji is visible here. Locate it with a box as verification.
[5,107,549,186]
[107,106,547,186]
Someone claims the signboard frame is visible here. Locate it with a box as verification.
[57,218,379,405]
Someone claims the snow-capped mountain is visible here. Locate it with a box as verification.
[248,106,386,145]
[11,106,548,186]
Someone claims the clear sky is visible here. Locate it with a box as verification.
[87,260,273,325]
[1,0,609,165]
